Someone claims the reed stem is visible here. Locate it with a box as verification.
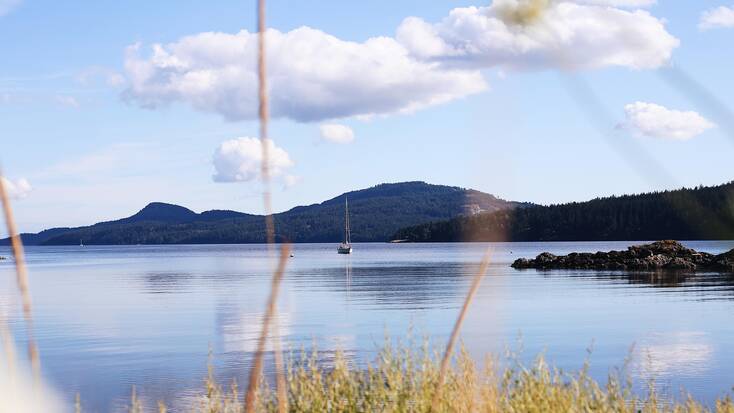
[431,248,491,410]
[0,171,40,382]
[244,243,291,412]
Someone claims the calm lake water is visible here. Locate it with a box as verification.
[2,241,734,411]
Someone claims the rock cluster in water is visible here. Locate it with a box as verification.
[512,240,734,272]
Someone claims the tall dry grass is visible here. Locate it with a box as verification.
[161,342,734,413]
[251,1,288,411]
[244,244,291,412]
[0,171,40,382]
[432,248,491,410]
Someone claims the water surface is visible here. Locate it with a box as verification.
[2,241,734,411]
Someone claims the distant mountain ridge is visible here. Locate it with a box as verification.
[107,202,255,225]
[3,181,527,245]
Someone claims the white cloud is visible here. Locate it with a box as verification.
[283,174,303,189]
[633,332,713,379]
[396,0,678,71]
[573,0,656,7]
[1,177,32,199]
[212,137,294,183]
[55,95,80,108]
[122,27,487,122]
[699,5,734,30]
[623,101,716,140]
[319,123,355,144]
[0,0,22,16]
[122,1,677,122]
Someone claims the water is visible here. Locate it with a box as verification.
[2,241,734,411]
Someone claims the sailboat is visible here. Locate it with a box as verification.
[337,197,352,254]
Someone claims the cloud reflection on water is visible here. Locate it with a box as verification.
[635,331,714,378]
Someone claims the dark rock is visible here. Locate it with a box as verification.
[712,249,734,272]
[535,252,557,266]
[511,258,533,269]
[666,257,696,271]
[511,241,732,273]
[645,254,671,269]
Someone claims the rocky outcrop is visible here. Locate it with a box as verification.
[512,240,734,272]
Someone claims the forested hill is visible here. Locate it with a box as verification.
[392,182,734,242]
[3,181,526,245]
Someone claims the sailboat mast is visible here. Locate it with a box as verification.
[345,197,351,244]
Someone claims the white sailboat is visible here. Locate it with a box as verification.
[337,197,352,254]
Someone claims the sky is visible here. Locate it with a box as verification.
[1,0,733,233]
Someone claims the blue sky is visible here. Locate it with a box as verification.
[1,0,733,233]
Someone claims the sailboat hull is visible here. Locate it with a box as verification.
[337,245,352,254]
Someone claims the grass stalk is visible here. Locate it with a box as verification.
[244,243,291,412]
[257,0,275,247]
[432,248,492,410]
[271,314,288,413]
[255,1,287,411]
[0,317,18,382]
[0,170,40,382]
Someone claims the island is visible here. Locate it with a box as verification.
[512,240,734,272]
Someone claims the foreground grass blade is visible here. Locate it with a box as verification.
[0,171,40,382]
[244,243,291,412]
[432,248,491,410]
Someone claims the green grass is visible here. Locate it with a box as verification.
[121,343,734,413]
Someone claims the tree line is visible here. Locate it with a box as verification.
[392,182,734,242]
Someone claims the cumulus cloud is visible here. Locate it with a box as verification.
[396,0,678,70]
[283,174,303,189]
[122,1,677,122]
[623,102,716,140]
[574,0,656,7]
[319,123,355,144]
[699,5,734,30]
[0,0,22,16]
[123,28,487,122]
[1,177,32,199]
[212,137,294,183]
